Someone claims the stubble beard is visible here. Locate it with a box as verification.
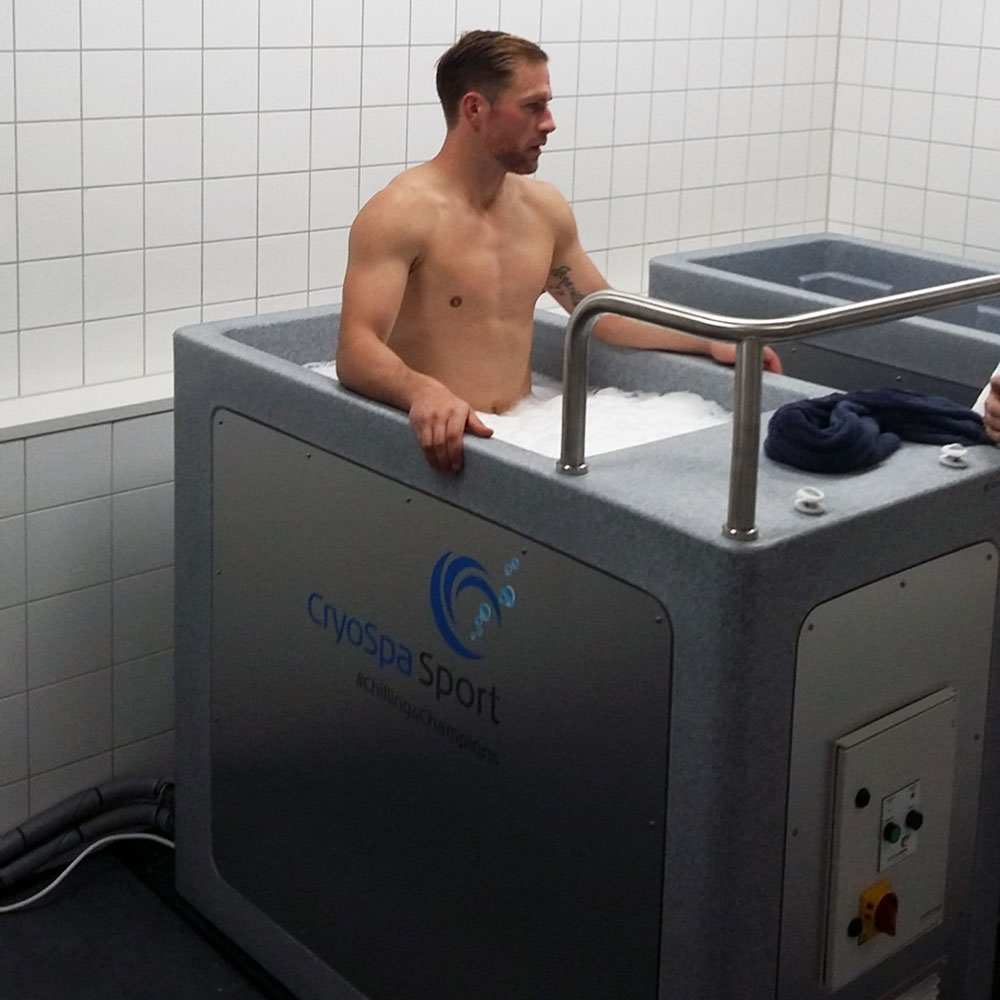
[496,148,541,175]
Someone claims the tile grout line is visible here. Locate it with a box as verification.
[642,7,663,279]
[140,1,148,377]
[959,3,988,259]
[355,1,364,257]
[825,0,847,232]
[198,0,206,329]
[918,1,945,251]
[254,0,261,312]
[876,1,900,240]
[306,0,315,303]
[78,0,85,387]
[10,0,18,396]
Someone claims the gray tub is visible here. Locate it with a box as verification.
[650,235,1000,405]
[174,306,1000,1000]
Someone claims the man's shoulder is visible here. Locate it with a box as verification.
[516,175,570,211]
[350,165,445,253]
[361,166,446,221]
[514,176,575,236]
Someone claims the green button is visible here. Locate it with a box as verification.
[883,822,901,844]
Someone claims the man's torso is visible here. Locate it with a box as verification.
[385,167,558,412]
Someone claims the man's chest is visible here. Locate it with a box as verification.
[420,208,556,303]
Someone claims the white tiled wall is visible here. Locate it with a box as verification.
[0,411,174,831]
[536,0,839,294]
[829,0,1000,266]
[4,0,1000,827]
[1,0,845,402]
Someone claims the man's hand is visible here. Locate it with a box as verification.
[984,375,1000,442]
[708,340,784,374]
[409,383,494,474]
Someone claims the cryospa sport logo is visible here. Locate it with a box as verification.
[429,551,519,660]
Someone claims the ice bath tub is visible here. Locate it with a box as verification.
[174,306,1000,1000]
[650,235,1000,405]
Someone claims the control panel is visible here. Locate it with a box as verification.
[879,779,922,872]
[823,688,958,990]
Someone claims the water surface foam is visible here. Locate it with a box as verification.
[306,364,730,458]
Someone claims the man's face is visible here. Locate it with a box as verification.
[483,59,556,174]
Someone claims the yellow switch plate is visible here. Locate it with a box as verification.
[858,878,894,944]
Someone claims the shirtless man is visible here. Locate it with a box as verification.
[337,30,782,474]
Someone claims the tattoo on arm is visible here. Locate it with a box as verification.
[548,265,584,306]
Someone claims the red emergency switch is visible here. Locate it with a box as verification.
[858,879,899,943]
[873,891,898,936]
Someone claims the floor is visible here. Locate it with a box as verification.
[1,840,998,999]
[0,840,294,1000]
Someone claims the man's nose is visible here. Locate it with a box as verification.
[540,108,556,133]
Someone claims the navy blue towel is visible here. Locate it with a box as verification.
[764,387,991,473]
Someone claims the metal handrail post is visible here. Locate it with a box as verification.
[557,273,1000,540]
[726,337,763,540]
[557,304,596,476]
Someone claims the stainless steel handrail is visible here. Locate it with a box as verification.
[557,273,1000,540]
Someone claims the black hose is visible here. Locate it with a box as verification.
[0,801,174,891]
[0,778,172,867]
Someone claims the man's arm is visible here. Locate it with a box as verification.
[541,189,782,373]
[336,190,491,474]
[983,376,1000,442]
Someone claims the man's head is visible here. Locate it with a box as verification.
[436,30,549,130]
[436,31,555,174]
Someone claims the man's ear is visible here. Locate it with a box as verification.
[460,91,488,129]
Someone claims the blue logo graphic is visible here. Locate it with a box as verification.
[430,552,504,660]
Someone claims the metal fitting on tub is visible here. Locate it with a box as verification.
[938,443,969,468]
[794,486,826,515]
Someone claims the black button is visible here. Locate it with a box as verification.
[855,788,871,808]
[905,810,924,831]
